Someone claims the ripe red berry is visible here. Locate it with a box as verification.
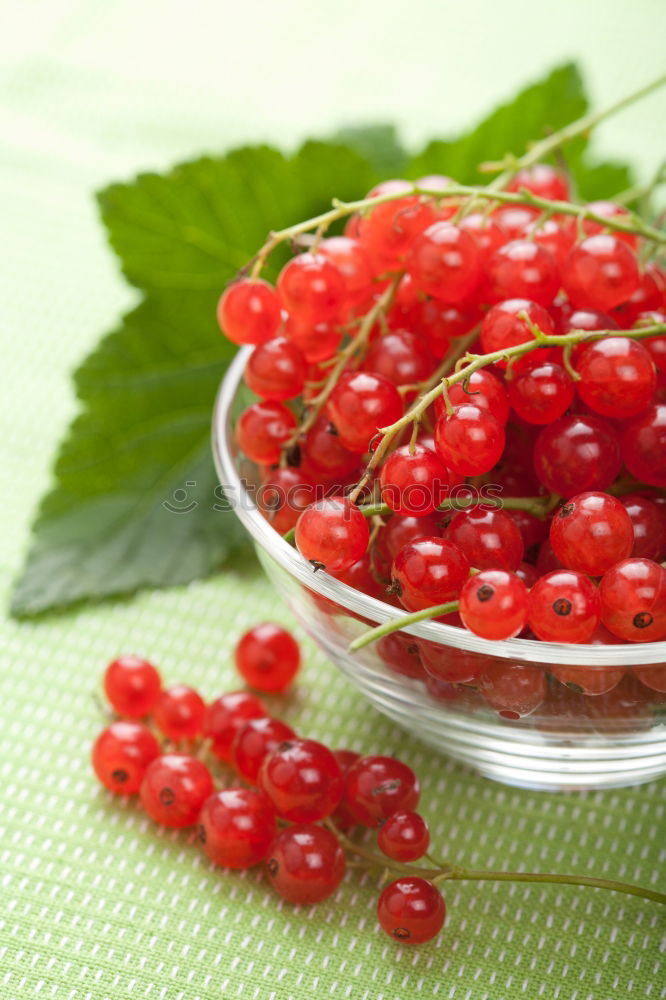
[197,787,276,868]
[434,404,505,477]
[621,494,666,561]
[92,721,160,795]
[363,329,435,387]
[284,314,342,363]
[318,235,374,305]
[244,337,307,401]
[377,877,445,945]
[378,810,430,862]
[326,371,403,453]
[256,467,316,535]
[507,164,570,202]
[508,361,575,424]
[217,278,281,346]
[418,639,484,684]
[301,417,360,480]
[479,298,554,370]
[487,240,559,306]
[550,492,634,577]
[459,569,529,640]
[620,404,666,488]
[140,753,214,828]
[391,537,470,611]
[234,623,301,692]
[407,222,481,302]
[358,179,436,267]
[549,625,625,696]
[231,717,297,784]
[295,497,369,573]
[203,691,267,761]
[276,252,345,321]
[343,755,420,827]
[533,414,621,498]
[377,632,426,679]
[479,662,547,718]
[236,401,297,465]
[562,235,640,311]
[265,823,346,903]
[153,684,206,742]
[259,738,343,822]
[600,558,666,642]
[444,507,524,571]
[435,368,510,424]
[575,336,656,419]
[528,570,601,643]
[379,443,453,517]
[103,655,162,718]
[578,200,638,248]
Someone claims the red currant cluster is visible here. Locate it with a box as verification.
[91,636,665,941]
[216,163,666,703]
[91,633,449,944]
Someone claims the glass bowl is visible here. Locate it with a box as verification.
[212,348,666,791]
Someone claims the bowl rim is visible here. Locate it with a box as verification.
[212,347,666,667]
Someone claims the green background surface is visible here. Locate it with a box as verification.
[1,2,666,998]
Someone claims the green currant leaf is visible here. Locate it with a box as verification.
[331,124,407,175]
[11,142,378,616]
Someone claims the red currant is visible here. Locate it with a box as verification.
[377,632,427,679]
[507,164,570,202]
[259,738,343,822]
[480,298,554,370]
[276,252,345,321]
[244,337,307,401]
[620,404,666,488]
[436,369,509,425]
[198,787,276,868]
[508,361,575,424]
[434,404,505,477]
[231,716,297,784]
[295,497,369,573]
[562,235,640,311]
[391,537,470,611]
[92,721,160,795]
[621,494,666,561]
[257,467,317,535]
[377,877,445,944]
[528,570,601,643]
[301,417,360,480]
[318,235,374,305]
[363,330,435,387]
[103,655,161,718]
[234,623,300,692]
[284,314,342,363]
[487,240,559,307]
[444,507,524,571]
[265,823,346,903]
[140,753,214,828]
[378,810,430,862]
[576,336,656,419]
[459,569,529,640]
[203,691,267,761]
[236,401,296,465]
[550,492,634,577]
[578,200,638,248]
[407,222,481,303]
[380,443,453,517]
[326,371,403,454]
[154,684,206,742]
[600,558,666,642]
[533,414,621,497]
[479,662,547,718]
[358,180,436,267]
[343,755,420,828]
[217,278,281,346]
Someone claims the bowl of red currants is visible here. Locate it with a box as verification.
[212,163,666,792]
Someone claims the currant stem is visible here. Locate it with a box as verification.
[348,601,460,653]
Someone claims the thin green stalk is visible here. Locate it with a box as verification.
[348,601,459,652]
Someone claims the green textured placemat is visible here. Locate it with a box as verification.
[1,4,666,998]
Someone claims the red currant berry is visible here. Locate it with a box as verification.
[459,569,529,640]
[301,417,360,480]
[259,738,343,822]
[436,369,510,425]
[140,753,214,828]
[600,558,666,642]
[549,625,625,696]
[374,512,443,578]
[507,164,570,202]
[407,222,481,302]
[244,337,307,401]
[203,691,267,761]
[377,632,426,679]
[217,278,281,346]
[479,662,547,718]
[326,371,403,454]
[380,443,453,517]
[533,414,621,498]
[550,492,634,577]
[231,716,297,784]
[378,810,430,862]
[377,877,445,945]
[418,300,480,356]
[634,664,666,694]
[434,404,505,477]
[621,494,666,561]
[487,240,559,307]
[391,537,470,612]
[153,684,206,742]
[343,755,420,828]
[526,217,575,270]
[508,361,575,424]
[562,235,640,311]
[612,267,665,327]
[276,253,345,321]
[318,235,374,305]
[418,641,484,685]
[236,401,296,465]
[363,330,435,387]
[458,212,506,267]
[515,561,540,589]
[92,721,160,795]
[103,655,162,718]
[257,467,317,535]
[283,314,342,363]
[265,823,346,904]
[234,622,301,692]
[197,787,276,868]
[359,180,437,267]
[330,551,385,599]
[578,200,638,248]
[528,570,601,643]
[493,203,540,240]
[444,507,524,571]
[644,328,666,389]
[575,336,656,419]
[295,497,369,573]
[480,299,555,370]
[620,404,666,488]
[559,307,619,337]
